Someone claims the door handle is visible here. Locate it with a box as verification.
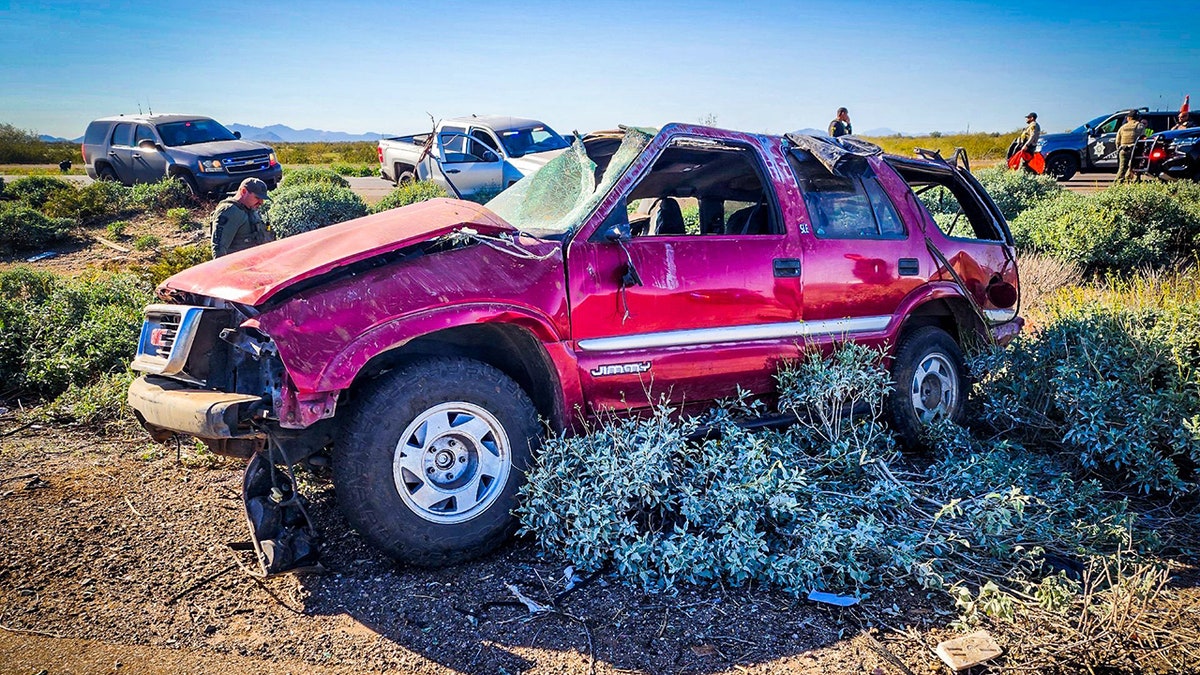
[132,153,141,158]
[446,169,461,174]
[108,151,118,156]
[773,258,801,278]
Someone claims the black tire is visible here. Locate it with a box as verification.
[96,164,119,182]
[334,356,540,567]
[395,164,416,187]
[1045,153,1079,181]
[887,326,967,447]
[171,171,201,197]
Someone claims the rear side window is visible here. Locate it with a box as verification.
[83,122,109,145]
[111,123,134,147]
[790,158,906,239]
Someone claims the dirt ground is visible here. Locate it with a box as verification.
[0,422,1020,675]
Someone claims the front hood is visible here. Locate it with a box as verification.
[1038,131,1083,145]
[165,139,273,156]
[162,199,513,305]
[507,148,566,176]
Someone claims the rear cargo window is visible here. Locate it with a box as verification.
[83,122,109,145]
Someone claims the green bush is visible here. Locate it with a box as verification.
[0,123,81,164]
[518,343,1138,599]
[331,162,377,177]
[133,234,160,251]
[165,207,199,231]
[0,268,151,398]
[278,167,349,190]
[974,271,1200,496]
[369,180,447,214]
[127,178,193,212]
[0,204,72,253]
[0,176,6,199]
[106,220,130,239]
[5,175,74,209]
[40,370,136,428]
[139,244,211,286]
[43,180,127,223]
[972,167,1064,221]
[1010,183,1199,272]
[265,183,366,237]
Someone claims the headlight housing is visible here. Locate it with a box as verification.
[197,159,225,173]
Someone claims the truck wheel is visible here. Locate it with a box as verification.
[334,357,540,567]
[887,326,966,447]
[395,164,416,186]
[1046,153,1079,181]
[171,171,201,197]
[96,164,119,182]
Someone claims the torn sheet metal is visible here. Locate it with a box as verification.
[785,133,883,176]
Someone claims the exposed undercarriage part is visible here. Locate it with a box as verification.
[242,444,320,575]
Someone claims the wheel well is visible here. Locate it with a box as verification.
[349,324,565,432]
[899,298,988,353]
[395,162,415,174]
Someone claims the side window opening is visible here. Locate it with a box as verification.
[614,138,780,237]
[788,155,906,239]
[890,162,1004,241]
[112,123,134,147]
[134,125,156,145]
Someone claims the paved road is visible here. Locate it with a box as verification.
[2,171,1116,202]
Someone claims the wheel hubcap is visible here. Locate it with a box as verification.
[910,354,958,424]
[392,402,511,524]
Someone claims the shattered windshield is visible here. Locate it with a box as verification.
[498,126,569,157]
[485,127,654,238]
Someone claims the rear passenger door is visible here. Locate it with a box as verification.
[789,155,925,328]
[107,123,138,184]
[131,124,168,183]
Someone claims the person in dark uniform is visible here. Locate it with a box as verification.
[1115,112,1146,183]
[828,107,852,138]
[1173,112,1194,130]
[210,177,271,257]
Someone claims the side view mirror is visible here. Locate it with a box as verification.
[233,131,242,139]
[138,139,158,151]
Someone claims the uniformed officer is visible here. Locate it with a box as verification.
[211,177,272,257]
[1013,112,1041,170]
[828,107,852,138]
[1115,112,1146,183]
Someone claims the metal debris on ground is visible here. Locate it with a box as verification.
[25,251,57,262]
[935,630,1003,671]
[807,590,860,607]
[506,583,552,614]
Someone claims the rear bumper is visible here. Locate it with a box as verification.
[128,375,265,440]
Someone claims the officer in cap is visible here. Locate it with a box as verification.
[211,177,272,257]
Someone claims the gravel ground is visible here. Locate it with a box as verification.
[0,425,978,675]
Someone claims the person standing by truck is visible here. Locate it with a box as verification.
[828,108,852,137]
[1115,112,1146,183]
[211,177,271,257]
[1010,112,1041,171]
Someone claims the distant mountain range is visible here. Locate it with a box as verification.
[227,124,395,143]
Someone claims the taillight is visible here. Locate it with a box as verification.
[377,146,384,163]
[81,145,86,162]
[1150,149,1166,160]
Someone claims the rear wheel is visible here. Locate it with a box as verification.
[395,164,416,186]
[887,326,966,447]
[96,164,119,182]
[1045,153,1079,181]
[334,357,540,567]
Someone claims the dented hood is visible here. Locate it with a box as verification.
[161,198,514,306]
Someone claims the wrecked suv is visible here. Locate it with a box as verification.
[127,124,1022,574]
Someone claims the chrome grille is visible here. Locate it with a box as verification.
[148,313,181,358]
[223,154,272,174]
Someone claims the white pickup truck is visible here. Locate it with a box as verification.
[376,115,571,198]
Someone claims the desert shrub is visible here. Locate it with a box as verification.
[5,175,73,209]
[43,180,127,222]
[127,178,193,212]
[1014,252,1084,315]
[0,176,5,199]
[40,370,136,428]
[106,220,130,239]
[164,206,199,231]
[972,167,1064,221]
[278,166,349,189]
[0,268,151,398]
[0,204,72,253]
[133,234,160,251]
[1010,184,1199,272]
[265,183,366,237]
[974,269,1200,495]
[0,123,80,164]
[139,244,211,286]
[331,162,376,177]
[519,343,1140,599]
[369,180,447,213]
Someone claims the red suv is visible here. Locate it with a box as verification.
[127,124,1021,573]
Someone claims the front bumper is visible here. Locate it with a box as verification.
[194,165,283,194]
[128,375,265,440]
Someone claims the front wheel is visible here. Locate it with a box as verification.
[887,326,967,447]
[333,357,540,567]
[1045,153,1079,181]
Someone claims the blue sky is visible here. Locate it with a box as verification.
[1,0,1196,139]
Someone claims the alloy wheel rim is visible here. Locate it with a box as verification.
[910,353,958,424]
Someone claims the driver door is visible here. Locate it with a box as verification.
[131,124,168,183]
[436,131,503,197]
[1087,115,1123,169]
